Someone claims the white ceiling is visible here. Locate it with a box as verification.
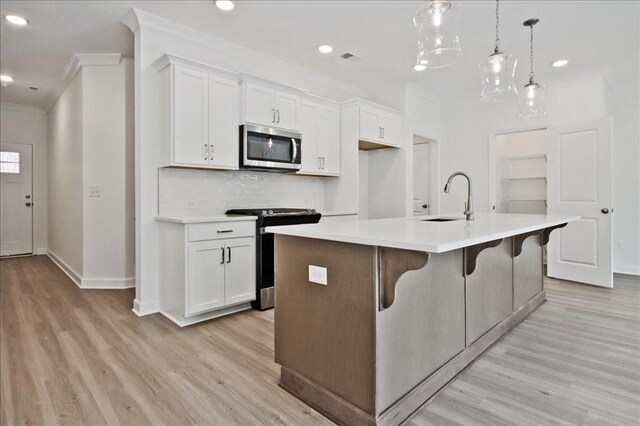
[1,1,638,109]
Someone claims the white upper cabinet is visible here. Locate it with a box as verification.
[299,99,340,176]
[241,81,301,131]
[354,100,403,149]
[208,75,239,169]
[173,66,209,166]
[155,54,239,170]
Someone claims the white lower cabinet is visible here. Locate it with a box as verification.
[158,219,257,326]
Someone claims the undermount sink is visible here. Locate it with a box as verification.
[421,217,463,222]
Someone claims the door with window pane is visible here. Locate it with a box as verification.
[1,143,33,256]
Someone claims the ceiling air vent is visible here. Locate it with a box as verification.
[340,52,363,62]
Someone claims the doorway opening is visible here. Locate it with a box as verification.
[1,142,33,257]
[491,129,548,215]
[412,135,439,216]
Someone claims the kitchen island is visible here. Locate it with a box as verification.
[267,213,578,426]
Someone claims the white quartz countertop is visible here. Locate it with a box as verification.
[266,213,579,253]
[155,215,257,224]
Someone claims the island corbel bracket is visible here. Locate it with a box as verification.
[379,247,429,311]
[513,230,544,257]
[465,239,503,276]
[540,223,567,246]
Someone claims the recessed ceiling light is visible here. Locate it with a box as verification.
[4,14,28,26]
[413,64,427,71]
[0,75,14,83]
[215,1,234,11]
[318,45,333,54]
[552,59,569,68]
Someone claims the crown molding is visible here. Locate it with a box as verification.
[75,53,122,66]
[0,102,46,114]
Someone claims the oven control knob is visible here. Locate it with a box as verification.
[261,210,268,215]
[268,210,274,215]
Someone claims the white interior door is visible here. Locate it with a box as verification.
[1,143,33,256]
[547,120,612,287]
[413,142,429,215]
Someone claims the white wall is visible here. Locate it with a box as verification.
[608,77,640,275]
[47,58,135,287]
[0,103,48,254]
[124,9,370,314]
[82,59,135,285]
[48,70,84,276]
[403,82,443,216]
[440,76,608,215]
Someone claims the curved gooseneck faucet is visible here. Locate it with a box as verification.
[444,171,474,221]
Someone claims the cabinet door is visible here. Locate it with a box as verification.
[299,101,320,173]
[359,107,381,142]
[225,237,256,305]
[319,105,340,175]
[209,75,239,169]
[244,82,275,126]
[274,90,300,131]
[380,113,402,147]
[173,66,209,166]
[187,240,226,316]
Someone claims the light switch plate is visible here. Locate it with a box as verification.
[308,265,327,285]
[89,186,101,197]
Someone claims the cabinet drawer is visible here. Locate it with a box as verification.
[188,222,255,242]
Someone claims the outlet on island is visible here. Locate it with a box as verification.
[308,265,328,285]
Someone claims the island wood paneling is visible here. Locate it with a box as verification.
[274,235,377,415]
[513,234,544,310]
[376,249,465,412]
[465,238,513,346]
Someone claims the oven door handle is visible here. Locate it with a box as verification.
[291,138,298,163]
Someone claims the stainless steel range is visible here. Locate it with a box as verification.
[226,208,321,310]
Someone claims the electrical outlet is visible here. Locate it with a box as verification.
[308,265,327,285]
[89,186,101,197]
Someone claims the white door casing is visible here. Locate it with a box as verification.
[1,143,33,256]
[547,120,613,287]
[413,142,430,216]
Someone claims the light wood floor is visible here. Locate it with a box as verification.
[1,256,639,425]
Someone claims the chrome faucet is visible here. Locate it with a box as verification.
[444,171,474,221]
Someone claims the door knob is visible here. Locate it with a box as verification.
[601,208,609,214]
[422,204,428,209]
[25,195,31,199]
[25,202,32,207]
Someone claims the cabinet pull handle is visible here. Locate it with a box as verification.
[227,247,231,263]
[220,247,225,264]
[204,143,209,160]
[322,157,325,169]
[382,127,385,139]
[276,109,280,123]
[272,109,275,123]
[217,229,234,233]
[291,139,297,163]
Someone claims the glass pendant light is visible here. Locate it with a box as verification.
[518,18,547,119]
[413,1,462,69]
[480,0,517,102]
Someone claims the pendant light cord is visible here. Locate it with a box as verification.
[529,24,535,84]
[494,0,500,53]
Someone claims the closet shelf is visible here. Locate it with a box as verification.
[501,154,547,161]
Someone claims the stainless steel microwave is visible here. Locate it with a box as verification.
[240,124,302,172]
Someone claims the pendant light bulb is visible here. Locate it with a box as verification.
[518,19,547,119]
[413,0,462,69]
[480,0,517,102]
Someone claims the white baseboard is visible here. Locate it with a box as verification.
[33,248,48,255]
[47,250,136,290]
[81,277,135,289]
[614,265,640,276]
[47,250,82,287]
[133,298,160,316]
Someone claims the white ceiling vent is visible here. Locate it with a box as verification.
[340,52,363,62]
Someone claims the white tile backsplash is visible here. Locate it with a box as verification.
[158,168,326,216]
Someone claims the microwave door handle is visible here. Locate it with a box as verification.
[291,138,297,163]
